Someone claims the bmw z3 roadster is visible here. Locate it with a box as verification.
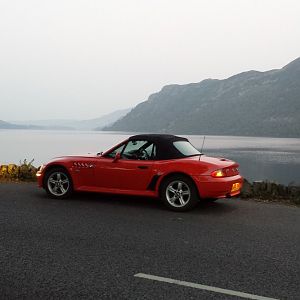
[37,134,243,211]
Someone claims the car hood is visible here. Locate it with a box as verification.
[48,154,98,163]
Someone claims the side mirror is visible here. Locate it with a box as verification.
[113,152,121,162]
[97,151,103,156]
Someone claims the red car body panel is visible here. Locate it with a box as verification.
[37,136,243,200]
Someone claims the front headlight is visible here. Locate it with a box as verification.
[36,164,46,176]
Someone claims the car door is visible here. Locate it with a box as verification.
[114,159,154,191]
[115,140,155,191]
[94,142,127,189]
[94,140,155,191]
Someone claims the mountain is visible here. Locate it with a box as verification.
[0,120,22,129]
[104,57,300,137]
[0,120,42,130]
[12,108,131,131]
[91,108,131,130]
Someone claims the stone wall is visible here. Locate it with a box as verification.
[241,179,300,205]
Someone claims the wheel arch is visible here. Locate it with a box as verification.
[43,164,73,188]
[158,172,200,198]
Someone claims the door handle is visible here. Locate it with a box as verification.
[138,166,149,169]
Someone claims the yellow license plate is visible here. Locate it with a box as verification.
[231,183,241,192]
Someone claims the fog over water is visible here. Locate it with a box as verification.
[1,130,299,185]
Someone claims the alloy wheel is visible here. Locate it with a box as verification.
[47,172,70,196]
[166,180,191,208]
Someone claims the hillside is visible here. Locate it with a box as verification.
[0,120,21,129]
[0,120,42,130]
[92,108,131,130]
[104,57,300,137]
[12,108,131,131]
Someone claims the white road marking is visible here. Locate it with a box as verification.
[134,273,279,300]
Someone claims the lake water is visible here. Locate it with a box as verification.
[0,129,299,185]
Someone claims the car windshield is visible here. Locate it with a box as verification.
[173,141,201,157]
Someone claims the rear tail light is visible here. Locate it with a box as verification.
[211,169,226,177]
[211,166,239,178]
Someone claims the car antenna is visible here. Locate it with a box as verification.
[199,135,206,161]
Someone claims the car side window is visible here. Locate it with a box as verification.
[104,143,126,158]
[144,143,156,160]
[122,140,155,160]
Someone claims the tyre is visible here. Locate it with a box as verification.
[160,175,199,211]
[44,167,73,199]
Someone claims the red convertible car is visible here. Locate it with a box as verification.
[37,134,243,211]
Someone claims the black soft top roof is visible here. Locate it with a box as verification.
[128,134,190,160]
[129,134,187,143]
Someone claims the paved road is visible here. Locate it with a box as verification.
[0,183,299,299]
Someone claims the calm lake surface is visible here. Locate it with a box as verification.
[0,129,299,185]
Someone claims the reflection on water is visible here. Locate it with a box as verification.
[0,130,299,185]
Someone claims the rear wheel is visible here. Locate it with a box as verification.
[160,175,199,211]
[44,167,73,199]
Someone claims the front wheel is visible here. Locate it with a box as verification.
[160,175,199,212]
[44,167,73,199]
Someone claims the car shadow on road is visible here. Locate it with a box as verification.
[37,189,238,215]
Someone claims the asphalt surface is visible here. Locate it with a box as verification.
[0,183,299,300]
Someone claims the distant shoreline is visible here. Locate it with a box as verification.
[1,127,300,139]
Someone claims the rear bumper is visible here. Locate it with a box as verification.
[192,175,243,199]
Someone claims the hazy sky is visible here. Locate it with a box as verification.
[1,0,299,121]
